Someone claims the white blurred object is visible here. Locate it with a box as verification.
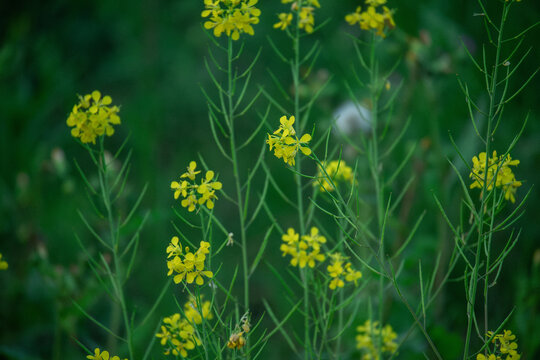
[333,100,372,135]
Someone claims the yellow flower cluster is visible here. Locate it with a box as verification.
[356,320,398,359]
[267,115,312,166]
[469,151,522,203]
[156,298,212,357]
[166,237,214,285]
[477,330,521,360]
[171,161,223,212]
[227,314,251,349]
[345,0,395,38]
[316,160,354,192]
[274,0,321,34]
[202,0,260,40]
[280,227,326,268]
[66,90,121,144]
[87,348,126,360]
[327,253,362,290]
[0,253,7,270]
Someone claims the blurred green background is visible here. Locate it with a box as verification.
[1,0,539,359]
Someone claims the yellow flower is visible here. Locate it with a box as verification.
[298,6,315,33]
[184,296,213,325]
[316,160,354,192]
[202,0,260,40]
[156,312,202,357]
[356,321,398,358]
[181,161,201,181]
[87,348,126,360]
[274,115,297,138]
[470,151,522,203]
[301,227,327,251]
[66,90,121,144]
[166,236,183,258]
[267,116,312,166]
[172,161,223,211]
[345,0,395,38]
[197,170,223,209]
[275,0,320,34]
[167,239,214,285]
[326,253,362,290]
[0,253,8,270]
[274,13,293,30]
[477,355,501,360]
[280,227,325,269]
[345,6,362,26]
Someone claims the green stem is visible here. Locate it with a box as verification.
[225,37,251,359]
[367,32,385,359]
[463,3,509,359]
[226,38,249,313]
[96,138,134,359]
[292,11,310,360]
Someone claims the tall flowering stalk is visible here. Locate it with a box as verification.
[425,0,533,359]
[454,1,529,358]
[198,0,266,356]
[66,91,154,359]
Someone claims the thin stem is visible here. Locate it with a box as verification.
[291,8,309,359]
[225,37,251,358]
[367,32,385,359]
[96,138,134,359]
[463,3,509,359]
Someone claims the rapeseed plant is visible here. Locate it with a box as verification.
[54,0,534,358]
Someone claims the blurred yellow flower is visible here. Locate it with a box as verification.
[327,253,362,290]
[274,13,293,30]
[346,0,395,38]
[184,296,213,324]
[0,253,8,270]
[66,90,121,144]
[86,348,126,360]
[274,0,321,34]
[156,313,199,357]
[316,160,354,192]
[356,320,398,359]
[478,329,521,360]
